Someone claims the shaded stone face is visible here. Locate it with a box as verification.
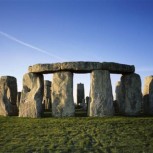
[90,70,114,117]
[43,80,51,110]
[121,73,142,116]
[19,73,44,118]
[17,92,21,108]
[77,83,85,105]
[143,76,153,115]
[52,72,75,117]
[0,76,18,116]
[115,81,124,114]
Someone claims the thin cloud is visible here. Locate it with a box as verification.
[0,31,65,61]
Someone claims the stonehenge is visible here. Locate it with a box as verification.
[120,73,142,116]
[143,76,153,115]
[52,72,75,117]
[90,70,114,117]
[43,80,52,110]
[0,76,18,116]
[0,61,153,118]
[28,62,135,74]
[19,73,44,118]
[77,83,85,105]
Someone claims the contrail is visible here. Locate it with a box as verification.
[0,31,65,61]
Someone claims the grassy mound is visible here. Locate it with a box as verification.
[0,113,153,152]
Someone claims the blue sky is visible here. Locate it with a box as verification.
[0,0,153,102]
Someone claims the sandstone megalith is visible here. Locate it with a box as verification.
[43,80,51,110]
[0,76,18,116]
[77,83,85,105]
[17,92,21,108]
[115,81,124,114]
[143,76,153,115]
[90,70,114,117]
[52,72,75,117]
[29,62,135,74]
[121,73,142,116]
[19,73,44,118]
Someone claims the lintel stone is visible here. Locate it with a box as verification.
[28,62,135,74]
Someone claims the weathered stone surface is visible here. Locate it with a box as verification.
[121,73,142,116]
[28,62,135,74]
[43,80,51,110]
[52,72,75,117]
[143,76,153,115]
[101,62,135,74]
[0,76,18,116]
[61,62,102,73]
[28,63,61,74]
[115,81,124,114]
[19,73,44,118]
[77,83,85,105]
[17,92,21,108]
[90,70,114,117]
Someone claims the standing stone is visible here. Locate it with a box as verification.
[0,76,18,116]
[115,81,124,114]
[19,73,44,118]
[143,76,153,115]
[90,70,114,117]
[43,80,51,110]
[52,72,75,117]
[77,83,85,105]
[17,92,21,108]
[121,73,142,116]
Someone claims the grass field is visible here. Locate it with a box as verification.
[0,110,153,153]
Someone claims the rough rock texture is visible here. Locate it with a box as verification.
[17,92,21,108]
[52,72,75,117]
[77,83,85,105]
[101,62,135,74]
[28,63,61,74]
[121,73,142,116]
[19,73,44,118]
[43,80,51,110]
[28,62,135,74]
[143,76,153,115]
[90,70,114,117]
[115,81,124,114]
[0,76,18,116]
[61,62,102,73]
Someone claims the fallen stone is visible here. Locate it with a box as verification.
[19,73,44,118]
[0,76,18,116]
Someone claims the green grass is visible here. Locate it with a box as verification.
[0,111,153,153]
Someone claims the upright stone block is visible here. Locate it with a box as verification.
[115,81,124,114]
[43,80,51,110]
[77,83,85,105]
[19,73,44,118]
[143,76,153,115]
[90,70,114,117]
[121,73,142,116]
[0,76,18,116]
[17,92,21,108]
[52,72,75,117]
